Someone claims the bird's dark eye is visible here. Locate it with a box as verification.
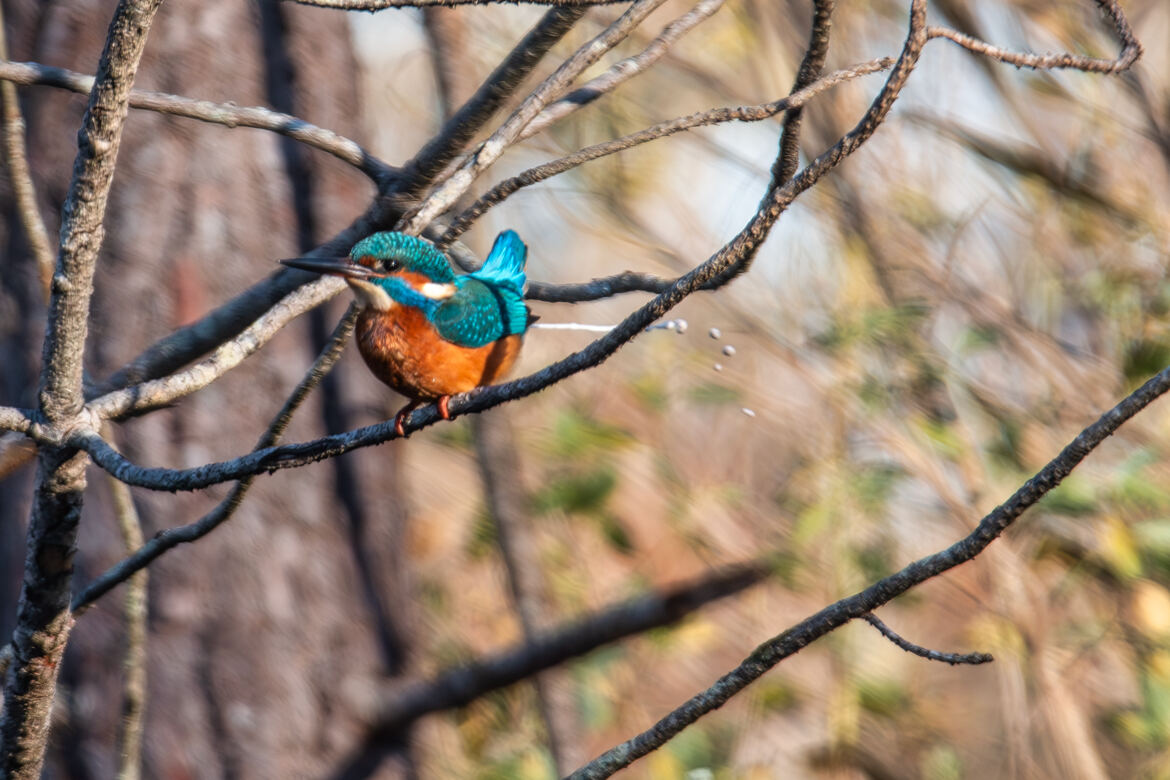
[384,258,402,272]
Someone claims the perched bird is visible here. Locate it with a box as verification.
[281,230,531,436]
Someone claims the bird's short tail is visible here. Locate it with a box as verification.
[471,230,528,293]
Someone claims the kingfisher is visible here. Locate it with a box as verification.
[281,230,531,436]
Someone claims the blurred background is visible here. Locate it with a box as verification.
[2,0,1170,777]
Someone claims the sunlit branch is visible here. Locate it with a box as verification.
[398,0,669,233]
[0,60,394,181]
[441,56,895,244]
[86,276,345,420]
[519,0,725,140]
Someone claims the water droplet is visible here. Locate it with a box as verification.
[741,407,756,417]
[708,327,721,340]
[713,363,723,372]
[722,345,736,357]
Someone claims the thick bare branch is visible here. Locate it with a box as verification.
[1,1,166,775]
[73,308,358,613]
[399,0,669,233]
[0,59,392,181]
[519,0,725,140]
[344,562,770,755]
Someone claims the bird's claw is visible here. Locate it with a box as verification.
[438,395,451,421]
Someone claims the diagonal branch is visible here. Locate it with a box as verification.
[86,275,346,420]
[398,0,669,233]
[338,561,770,764]
[565,342,1170,780]
[518,0,725,141]
[0,59,394,180]
[398,5,587,191]
[440,56,894,245]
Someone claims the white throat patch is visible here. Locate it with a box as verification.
[346,278,394,311]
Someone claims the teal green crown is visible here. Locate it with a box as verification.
[350,232,455,283]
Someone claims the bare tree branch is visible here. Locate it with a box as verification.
[72,307,358,613]
[399,5,587,191]
[0,8,53,299]
[0,407,33,434]
[566,346,1170,780]
[68,0,941,492]
[440,56,895,245]
[862,614,993,666]
[927,0,1140,74]
[399,0,669,233]
[336,561,771,769]
[86,275,346,420]
[518,0,725,140]
[104,455,147,780]
[1,0,165,775]
[0,59,394,180]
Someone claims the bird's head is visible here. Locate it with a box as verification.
[280,232,456,311]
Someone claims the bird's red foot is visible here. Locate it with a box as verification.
[394,401,420,437]
[438,395,452,421]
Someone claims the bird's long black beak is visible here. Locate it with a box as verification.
[279,256,377,279]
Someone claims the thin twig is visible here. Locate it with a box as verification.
[927,0,1140,74]
[399,5,586,191]
[0,59,394,181]
[72,307,358,613]
[85,275,346,420]
[862,614,993,666]
[519,0,726,140]
[398,0,669,233]
[440,56,894,244]
[0,9,53,299]
[104,451,148,780]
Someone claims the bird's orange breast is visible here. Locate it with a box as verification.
[356,305,522,401]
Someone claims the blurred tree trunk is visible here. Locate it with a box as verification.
[0,1,396,775]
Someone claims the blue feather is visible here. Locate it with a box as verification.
[469,230,527,293]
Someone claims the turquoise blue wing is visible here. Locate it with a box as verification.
[431,278,529,348]
[469,230,527,294]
